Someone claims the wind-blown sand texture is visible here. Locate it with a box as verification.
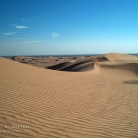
[0,53,138,138]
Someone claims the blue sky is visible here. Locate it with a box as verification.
[0,0,138,56]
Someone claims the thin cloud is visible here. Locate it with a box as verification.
[52,32,59,37]
[22,18,31,21]
[22,18,36,21]
[3,32,16,35]
[15,26,28,29]
[25,41,45,43]
[11,24,28,29]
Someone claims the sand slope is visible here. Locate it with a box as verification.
[0,53,138,138]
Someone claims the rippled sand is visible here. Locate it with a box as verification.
[0,53,138,138]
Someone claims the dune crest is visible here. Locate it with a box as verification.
[46,53,138,76]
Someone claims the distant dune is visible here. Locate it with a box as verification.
[0,53,138,138]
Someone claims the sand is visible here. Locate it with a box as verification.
[0,53,138,138]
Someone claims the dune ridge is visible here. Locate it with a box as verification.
[46,53,138,76]
[0,53,138,138]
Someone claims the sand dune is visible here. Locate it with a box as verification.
[46,53,138,74]
[47,62,73,70]
[57,56,108,72]
[105,53,138,62]
[0,53,138,138]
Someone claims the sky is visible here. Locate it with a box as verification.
[0,0,138,56]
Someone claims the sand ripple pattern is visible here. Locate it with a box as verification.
[0,53,138,138]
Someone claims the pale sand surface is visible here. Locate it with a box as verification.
[0,53,138,138]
